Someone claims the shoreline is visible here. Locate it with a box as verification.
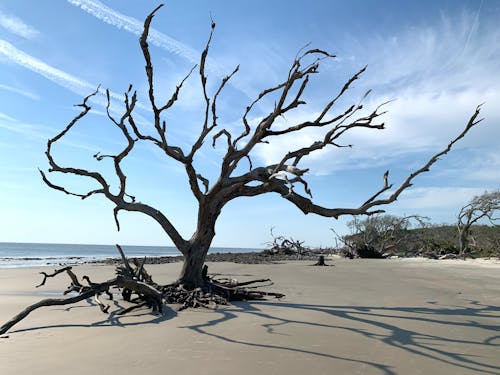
[2,249,499,269]
[0,248,335,269]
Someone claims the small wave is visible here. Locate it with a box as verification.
[0,256,86,261]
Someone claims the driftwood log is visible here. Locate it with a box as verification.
[0,245,283,335]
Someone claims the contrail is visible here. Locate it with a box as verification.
[0,83,40,100]
[0,39,95,97]
[67,0,249,96]
[0,39,150,116]
[0,10,39,39]
[68,0,216,72]
[462,0,483,55]
[0,39,218,143]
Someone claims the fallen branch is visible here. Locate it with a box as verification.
[1,248,284,334]
[37,266,79,289]
[0,280,114,335]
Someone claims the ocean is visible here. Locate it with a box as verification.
[0,242,259,268]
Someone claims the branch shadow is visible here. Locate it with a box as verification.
[181,306,399,375]
[180,299,500,375]
[9,297,177,333]
[5,294,499,374]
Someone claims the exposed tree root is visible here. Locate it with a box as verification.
[0,247,284,335]
[162,275,284,311]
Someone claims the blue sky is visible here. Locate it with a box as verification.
[0,0,499,248]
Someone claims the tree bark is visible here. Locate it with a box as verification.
[313,255,328,266]
[458,227,469,259]
[176,201,220,289]
[0,276,163,335]
[178,246,209,289]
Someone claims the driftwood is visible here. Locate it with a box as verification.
[1,279,115,335]
[264,228,311,257]
[0,246,283,335]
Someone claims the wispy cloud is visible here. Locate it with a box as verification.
[0,39,96,96]
[0,111,16,122]
[395,186,485,210]
[0,39,153,122]
[0,82,39,100]
[0,11,39,39]
[68,0,204,67]
[441,149,500,185]
[252,9,500,177]
[0,115,53,140]
[68,0,212,64]
[0,38,197,155]
[67,0,249,96]
[341,8,498,95]
[0,112,105,153]
[379,186,488,224]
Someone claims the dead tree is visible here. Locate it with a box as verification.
[457,190,500,258]
[265,227,309,256]
[40,4,482,290]
[0,246,282,334]
[0,249,161,335]
[337,214,429,258]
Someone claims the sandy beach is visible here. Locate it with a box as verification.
[1,258,499,375]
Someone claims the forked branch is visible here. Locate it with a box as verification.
[39,5,486,294]
[272,105,482,218]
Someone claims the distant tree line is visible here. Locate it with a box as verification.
[333,190,500,259]
[338,219,499,259]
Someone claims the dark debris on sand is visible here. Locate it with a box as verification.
[92,249,336,266]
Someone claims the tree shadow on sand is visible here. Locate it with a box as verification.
[179,299,500,375]
[5,296,500,375]
[7,297,177,332]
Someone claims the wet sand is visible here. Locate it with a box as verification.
[1,258,499,375]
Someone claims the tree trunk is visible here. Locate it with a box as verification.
[458,228,469,259]
[178,246,209,289]
[178,202,218,289]
[313,255,327,266]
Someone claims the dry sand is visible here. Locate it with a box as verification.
[0,258,499,375]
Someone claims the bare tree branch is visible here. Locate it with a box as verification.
[40,4,486,291]
[271,105,481,218]
[457,189,500,257]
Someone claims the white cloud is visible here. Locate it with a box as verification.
[395,187,485,210]
[0,111,16,122]
[0,39,96,95]
[354,88,498,152]
[445,150,500,185]
[0,11,39,39]
[0,39,198,159]
[345,8,498,94]
[250,9,500,177]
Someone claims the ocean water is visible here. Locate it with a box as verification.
[0,242,259,268]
